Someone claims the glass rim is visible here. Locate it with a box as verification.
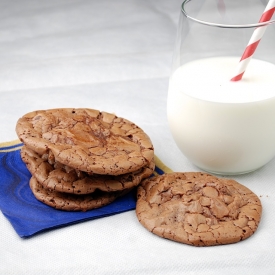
[181,0,275,28]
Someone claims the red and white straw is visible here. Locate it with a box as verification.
[231,0,275,81]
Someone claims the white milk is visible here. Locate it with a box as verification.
[167,56,275,174]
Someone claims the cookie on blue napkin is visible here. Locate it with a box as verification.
[16,108,155,211]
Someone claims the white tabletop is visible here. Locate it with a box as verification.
[1,0,275,274]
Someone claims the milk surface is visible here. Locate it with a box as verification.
[167,57,275,174]
[171,57,275,103]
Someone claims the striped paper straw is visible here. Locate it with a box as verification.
[231,0,275,81]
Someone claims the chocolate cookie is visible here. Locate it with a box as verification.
[136,172,262,246]
[29,176,128,211]
[21,145,155,194]
[16,108,154,175]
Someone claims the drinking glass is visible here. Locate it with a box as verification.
[167,0,275,175]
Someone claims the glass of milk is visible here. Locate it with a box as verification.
[167,0,275,175]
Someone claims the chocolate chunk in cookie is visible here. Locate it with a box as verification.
[136,172,262,246]
[16,108,154,175]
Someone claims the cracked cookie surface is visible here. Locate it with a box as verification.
[29,176,129,211]
[136,172,262,246]
[21,145,155,194]
[16,108,154,175]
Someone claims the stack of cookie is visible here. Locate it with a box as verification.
[16,108,155,211]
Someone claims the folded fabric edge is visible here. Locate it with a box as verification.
[5,198,136,239]
[154,155,173,174]
[0,139,22,152]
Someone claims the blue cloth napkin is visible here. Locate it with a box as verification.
[0,141,169,238]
